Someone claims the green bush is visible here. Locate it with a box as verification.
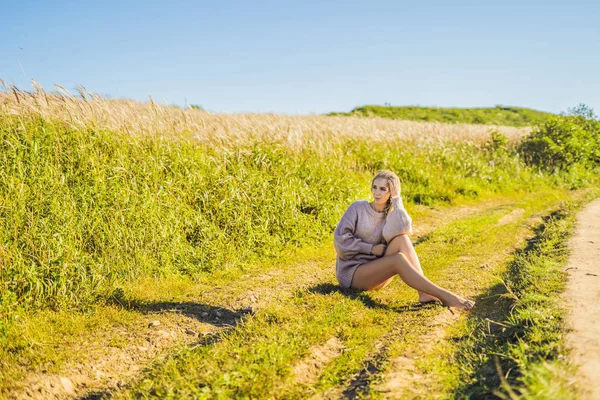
[484,129,510,154]
[518,105,600,171]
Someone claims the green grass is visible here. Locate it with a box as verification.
[329,105,555,127]
[0,189,575,398]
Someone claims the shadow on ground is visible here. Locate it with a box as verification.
[110,298,253,328]
[307,282,437,313]
[80,300,254,400]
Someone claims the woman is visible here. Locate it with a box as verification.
[334,170,474,310]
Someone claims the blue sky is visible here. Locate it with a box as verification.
[1,0,599,114]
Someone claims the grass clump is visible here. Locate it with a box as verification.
[518,104,600,172]
[330,105,555,127]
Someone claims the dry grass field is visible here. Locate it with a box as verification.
[0,81,529,150]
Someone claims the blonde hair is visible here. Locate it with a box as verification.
[371,169,401,215]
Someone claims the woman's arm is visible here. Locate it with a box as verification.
[334,203,373,260]
[383,196,413,242]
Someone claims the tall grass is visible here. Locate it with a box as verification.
[0,83,592,315]
[0,81,530,147]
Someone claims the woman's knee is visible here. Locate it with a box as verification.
[389,233,410,247]
[385,234,409,256]
[390,252,410,272]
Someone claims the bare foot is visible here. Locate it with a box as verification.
[442,295,475,310]
[418,292,440,304]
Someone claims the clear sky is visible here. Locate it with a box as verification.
[1,0,599,114]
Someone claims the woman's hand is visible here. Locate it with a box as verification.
[389,180,401,198]
[371,244,387,257]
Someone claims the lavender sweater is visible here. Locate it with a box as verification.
[334,197,412,288]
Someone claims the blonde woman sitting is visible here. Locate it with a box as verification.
[334,170,474,310]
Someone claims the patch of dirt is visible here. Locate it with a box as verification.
[412,199,514,237]
[291,337,344,386]
[9,308,243,400]
[497,208,525,226]
[564,197,600,400]
[333,307,461,400]
[374,309,459,397]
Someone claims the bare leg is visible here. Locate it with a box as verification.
[370,235,436,300]
[385,235,438,302]
[351,252,474,310]
[370,235,420,290]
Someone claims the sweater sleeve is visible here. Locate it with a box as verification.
[334,203,373,261]
[383,196,413,242]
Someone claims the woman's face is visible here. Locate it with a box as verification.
[372,177,391,206]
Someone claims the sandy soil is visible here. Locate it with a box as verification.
[290,337,344,386]
[374,309,459,398]
[565,197,600,400]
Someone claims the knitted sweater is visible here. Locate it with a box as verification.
[334,197,412,288]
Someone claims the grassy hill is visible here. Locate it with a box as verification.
[330,105,555,127]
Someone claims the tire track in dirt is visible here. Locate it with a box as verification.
[373,309,460,398]
[328,307,460,400]
[10,306,246,400]
[290,337,345,386]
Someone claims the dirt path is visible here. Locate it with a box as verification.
[565,197,600,400]
[8,197,518,399]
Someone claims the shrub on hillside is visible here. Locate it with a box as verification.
[518,105,600,171]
